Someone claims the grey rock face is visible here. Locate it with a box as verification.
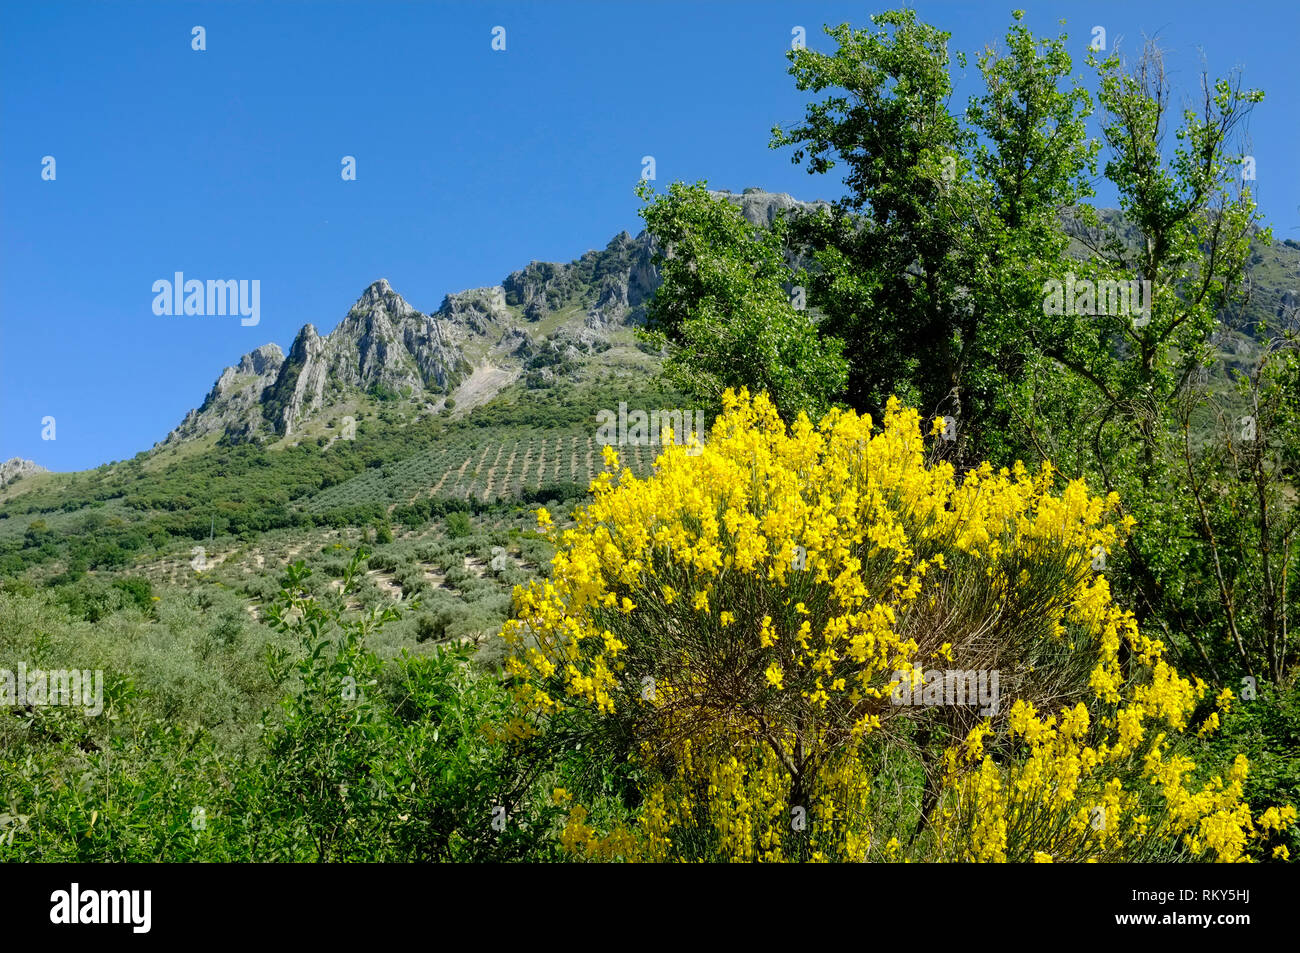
[236,343,284,377]
[496,326,532,359]
[261,324,328,436]
[496,230,662,331]
[503,262,578,314]
[0,457,48,488]
[261,281,478,436]
[157,193,826,447]
[400,316,466,392]
[710,188,831,227]
[162,343,285,445]
[435,286,511,339]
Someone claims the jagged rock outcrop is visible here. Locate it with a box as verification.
[262,281,473,435]
[154,189,839,446]
[503,263,579,317]
[496,326,533,359]
[158,279,480,443]
[435,286,511,339]
[0,458,48,488]
[163,343,285,445]
[714,187,832,227]
[500,230,661,331]
[259,324,328,436]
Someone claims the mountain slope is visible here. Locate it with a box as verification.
[154,189,832,452]
[2,189,1298,586]
[0,458,47,489]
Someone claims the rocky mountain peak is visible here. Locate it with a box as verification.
[436,286,510,335]
[289,323,321,351]
[351,278,415,319]
[709,187,832,226]
[162,341,288,447]
[154,192,819,449]
[253,283,473,437]
[236,343,284,377]
[0,457,48,488]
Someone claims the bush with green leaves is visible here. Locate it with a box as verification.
[443,511,473,539]
[0,549,587,861]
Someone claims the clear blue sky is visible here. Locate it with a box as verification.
[3,1,1297,471]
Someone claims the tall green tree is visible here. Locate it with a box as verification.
[771,9,970,428]
[769,10,1098,465]
[1050,40,1274,680]
[636,179,847,421]
[641,8,1291,684]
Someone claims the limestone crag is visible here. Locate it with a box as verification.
[0,457,48,488]
[155,189,834,446]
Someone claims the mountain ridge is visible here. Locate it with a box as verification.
[154,189,831,452]
[0,458,48,489]
[152,188,1300,456]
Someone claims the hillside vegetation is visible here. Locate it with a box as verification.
[2,7,1298,863]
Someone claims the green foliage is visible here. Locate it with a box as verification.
[1204,680,1300,861]
[112,576,155,615]
[445,511,473,539]
[637,179,847,421]
[643,7,1293,694]
[766,9,1099,465]
[0,550,571,861]
[0,376,678,576]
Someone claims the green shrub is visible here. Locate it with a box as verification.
[445,511,472,539]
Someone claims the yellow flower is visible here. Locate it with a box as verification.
[499,388,1288,864]
[764,662,785,690]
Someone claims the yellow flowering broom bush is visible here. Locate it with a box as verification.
[502,389,1295,862]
